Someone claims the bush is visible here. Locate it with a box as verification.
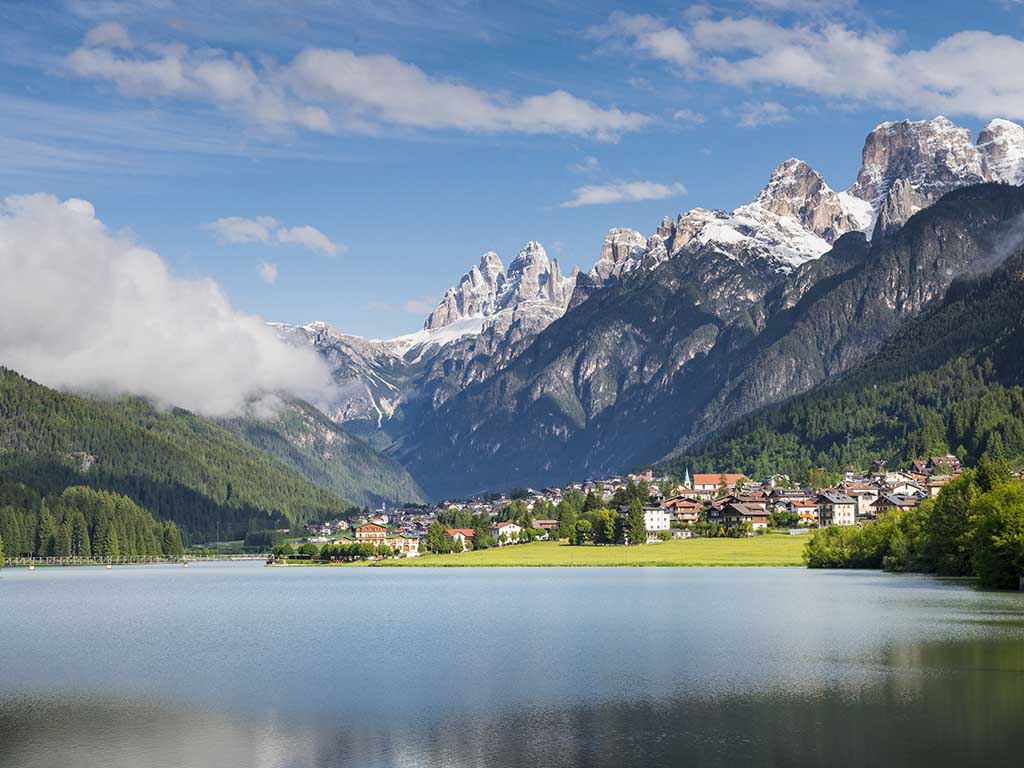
[972,484,1024,589]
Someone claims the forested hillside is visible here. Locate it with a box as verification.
[222,398,427,507]
[0,369,355,541]
[662,248,1024,478]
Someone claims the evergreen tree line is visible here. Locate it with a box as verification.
[0,481,183,561]
[804,455,1024,589]
[0,368,352,541]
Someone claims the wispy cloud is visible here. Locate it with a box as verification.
[257,261,278,284]
[205,216,341,255]
[673,109,705,126]
[591,11,1024,121]
[568,155,601,173]
[65,23,652,141]
[561,180,687,207]
[403,296,437,314]
[737,101,791,127]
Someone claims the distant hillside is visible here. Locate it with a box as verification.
[221,398,427,508]
[660,248,1024,479]
[0,368,355,541]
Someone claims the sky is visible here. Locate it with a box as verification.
[2,0,1024,340]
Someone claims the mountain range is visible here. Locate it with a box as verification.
[274,116,1024,498]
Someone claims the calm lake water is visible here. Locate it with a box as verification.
[1,563,1023,767]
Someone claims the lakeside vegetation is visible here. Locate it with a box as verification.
[804,456,1024,588]
[0,482,183,561]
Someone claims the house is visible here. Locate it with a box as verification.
[489,520,523,544]
[926,476,953,498]
[343,524,420,557]
[663,496,702,525]
[446,528,475,552]
[353,522,389,544]
[869,494,920,516]
[692,473,749,496]
[769,488,815,510]
[787,500,819,527]
[928,455,963,473]
[709,502,769,532]
[388,533,420,557]
[887,481,926,498]
[816,491,857,527]
[642,506,673,541]
[841,483,880,518]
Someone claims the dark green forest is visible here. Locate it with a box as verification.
[0,482,182,560]
[0,368,355,542]
[662,250,1024,479]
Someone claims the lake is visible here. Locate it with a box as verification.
[1,563,1022,767]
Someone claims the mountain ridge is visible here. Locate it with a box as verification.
[274,115,1024,496]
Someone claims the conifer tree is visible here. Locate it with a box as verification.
[627,498,647,545]
[36,501,57,557]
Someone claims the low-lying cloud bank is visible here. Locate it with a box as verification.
[0,194,331,416]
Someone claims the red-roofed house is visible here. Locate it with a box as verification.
[446,528,475,552]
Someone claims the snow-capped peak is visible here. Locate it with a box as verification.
[423,242,577,331]
[978,118,1024,186]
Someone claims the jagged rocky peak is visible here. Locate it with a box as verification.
[756,158,870,243]
[424,241,577,330]
[850,116,988,205]
[978,118,1024,185]
[589,228,648,283]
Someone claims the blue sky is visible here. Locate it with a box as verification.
[2,0,1024,338]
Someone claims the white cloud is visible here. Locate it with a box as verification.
[569,155,601,173]
[206,215,278,244]
[748,0,856,11]
[403,297,437,314]
[275,225,340,256]
[737,101,791,127]
[673,108,705,125]
[596,12,1024,121]
[561,180,687,207]
[289,48,651,140]
[257,261,278,284]
[588,12,697,68]
[66,25,651,140]
[67,26,331,134]
[83,21,132,48]
[206,216,341,255]
[0,194,332,416]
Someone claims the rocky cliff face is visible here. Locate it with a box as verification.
[398,184,1024,498]
[275,115,1024,498]
[848,116,1024,238]
[978,118,1024,186]
[425,242,576,330]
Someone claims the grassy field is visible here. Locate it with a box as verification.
[372,534,809,567]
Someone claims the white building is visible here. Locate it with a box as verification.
[816,491,857,527]
[643,506,673,541]
[489,520,523,544]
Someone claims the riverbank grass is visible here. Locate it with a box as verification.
[374,534,807,567]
